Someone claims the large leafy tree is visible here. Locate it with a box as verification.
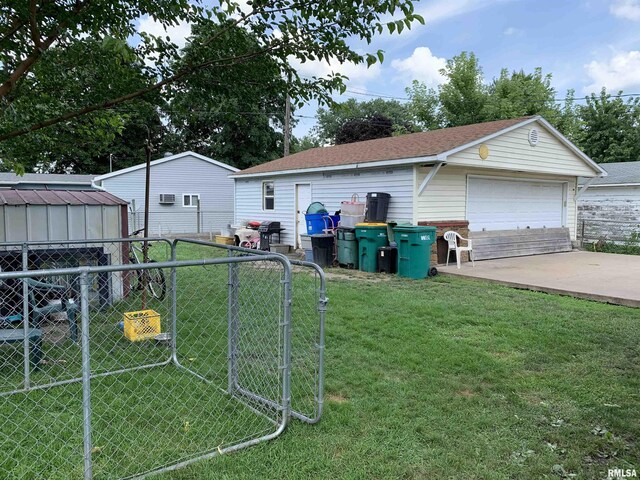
[437,52,488,127]
[165,21,287,170]
[315,97,418,144]
[0,0,424,172]
[0,38,163,173]
[574,88,640,163]
[483,68,559,121]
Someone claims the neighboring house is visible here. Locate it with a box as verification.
[231,116,606,262]
[94,151,239,235]
[0,172,96,190]
[578,161,640,243]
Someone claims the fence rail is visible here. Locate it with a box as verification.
[0,237,325,479]
[577,218,640,246]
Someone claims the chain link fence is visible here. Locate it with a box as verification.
[577,218,640,247]
[173,238,326,424]
[0,237,324,479]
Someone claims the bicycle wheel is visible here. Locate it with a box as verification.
[146,260,166,301]
[128,258,143,291]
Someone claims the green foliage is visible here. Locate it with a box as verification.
[164,21,288,170]
[589,231,640,255]
[405,80,442,130]
[574,88,640,164]
[484,67,559,121]
[291,135,322,153]
[314,98,418,145]
[438,52,489,127]
[0,39,163,173]
[0,0,424,164]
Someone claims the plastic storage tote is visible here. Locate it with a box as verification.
[364,192,391,223]
[393,225,437,279]
[337,227,358,269]
[355,223,389,273]
[339,214,365,228]
[341,194,366,216]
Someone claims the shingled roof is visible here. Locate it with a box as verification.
[578,161,640,186]
[234,116,536,176]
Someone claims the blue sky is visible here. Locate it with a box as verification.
[290,0,640,136]
[138,0,640,137]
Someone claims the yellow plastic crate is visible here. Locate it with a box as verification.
[123,309,161,342]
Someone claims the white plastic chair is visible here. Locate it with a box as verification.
[444,231,475,269]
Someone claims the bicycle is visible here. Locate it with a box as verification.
[128,229,166,301]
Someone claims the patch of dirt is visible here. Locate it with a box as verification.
[327,393,349,404]
[323,269,393,283]
[457,389,475,398]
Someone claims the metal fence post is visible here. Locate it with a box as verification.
[227,252,239,394]
[21,243,30,389]
[196,198,201,234]
[281,263,293,421]
[80,270,93,480]
[170,243,178,363]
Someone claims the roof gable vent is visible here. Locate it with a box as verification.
[528,128,539,146]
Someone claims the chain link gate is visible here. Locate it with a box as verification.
[173,238,327,424]
[0,237,323,479]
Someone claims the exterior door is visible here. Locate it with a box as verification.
[295,184,312,248]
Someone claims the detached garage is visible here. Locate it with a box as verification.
[232,115,605,263]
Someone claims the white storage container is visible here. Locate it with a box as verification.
[339,214,365,228]
[300,234,313,250]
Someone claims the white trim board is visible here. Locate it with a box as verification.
[94,151,239,183]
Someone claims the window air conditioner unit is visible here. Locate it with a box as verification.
[159,193,175,204]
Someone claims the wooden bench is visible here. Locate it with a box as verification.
[470,228,572,261]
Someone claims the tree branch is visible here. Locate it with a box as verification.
[0,39,285,142]
[0,1,89,99]
[28,0,42,49]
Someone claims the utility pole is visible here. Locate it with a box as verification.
[284,94,291,157]
[142,134,152,309]
[109,153,113,173]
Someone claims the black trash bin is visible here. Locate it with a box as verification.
[377,246,397,274]
[311,234,334,268]
[365,192,391,223]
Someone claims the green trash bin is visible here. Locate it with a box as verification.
[394,225,437,279]
[355,223,389,272]
[337,227,359,269]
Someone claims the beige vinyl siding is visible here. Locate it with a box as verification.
[446,122,598,177]
[415,165,578,239]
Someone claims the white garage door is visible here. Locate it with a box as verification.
[467,177,565,231]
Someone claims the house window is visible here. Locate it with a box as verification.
[263,181,275,210]
[183,194,200,207]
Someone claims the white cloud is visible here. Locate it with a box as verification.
[289,56,382,86]
[503,26,523,36]
[390,47,447,87]
[137,16,192,49]
[610,0,640,20]
[584,50,640,92]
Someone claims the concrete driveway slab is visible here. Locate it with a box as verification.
[439,251,640,307]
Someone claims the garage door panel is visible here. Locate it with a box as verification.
[467,178,564,231]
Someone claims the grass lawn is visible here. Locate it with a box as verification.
[2,242,639,479]
[166,269,640,480]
